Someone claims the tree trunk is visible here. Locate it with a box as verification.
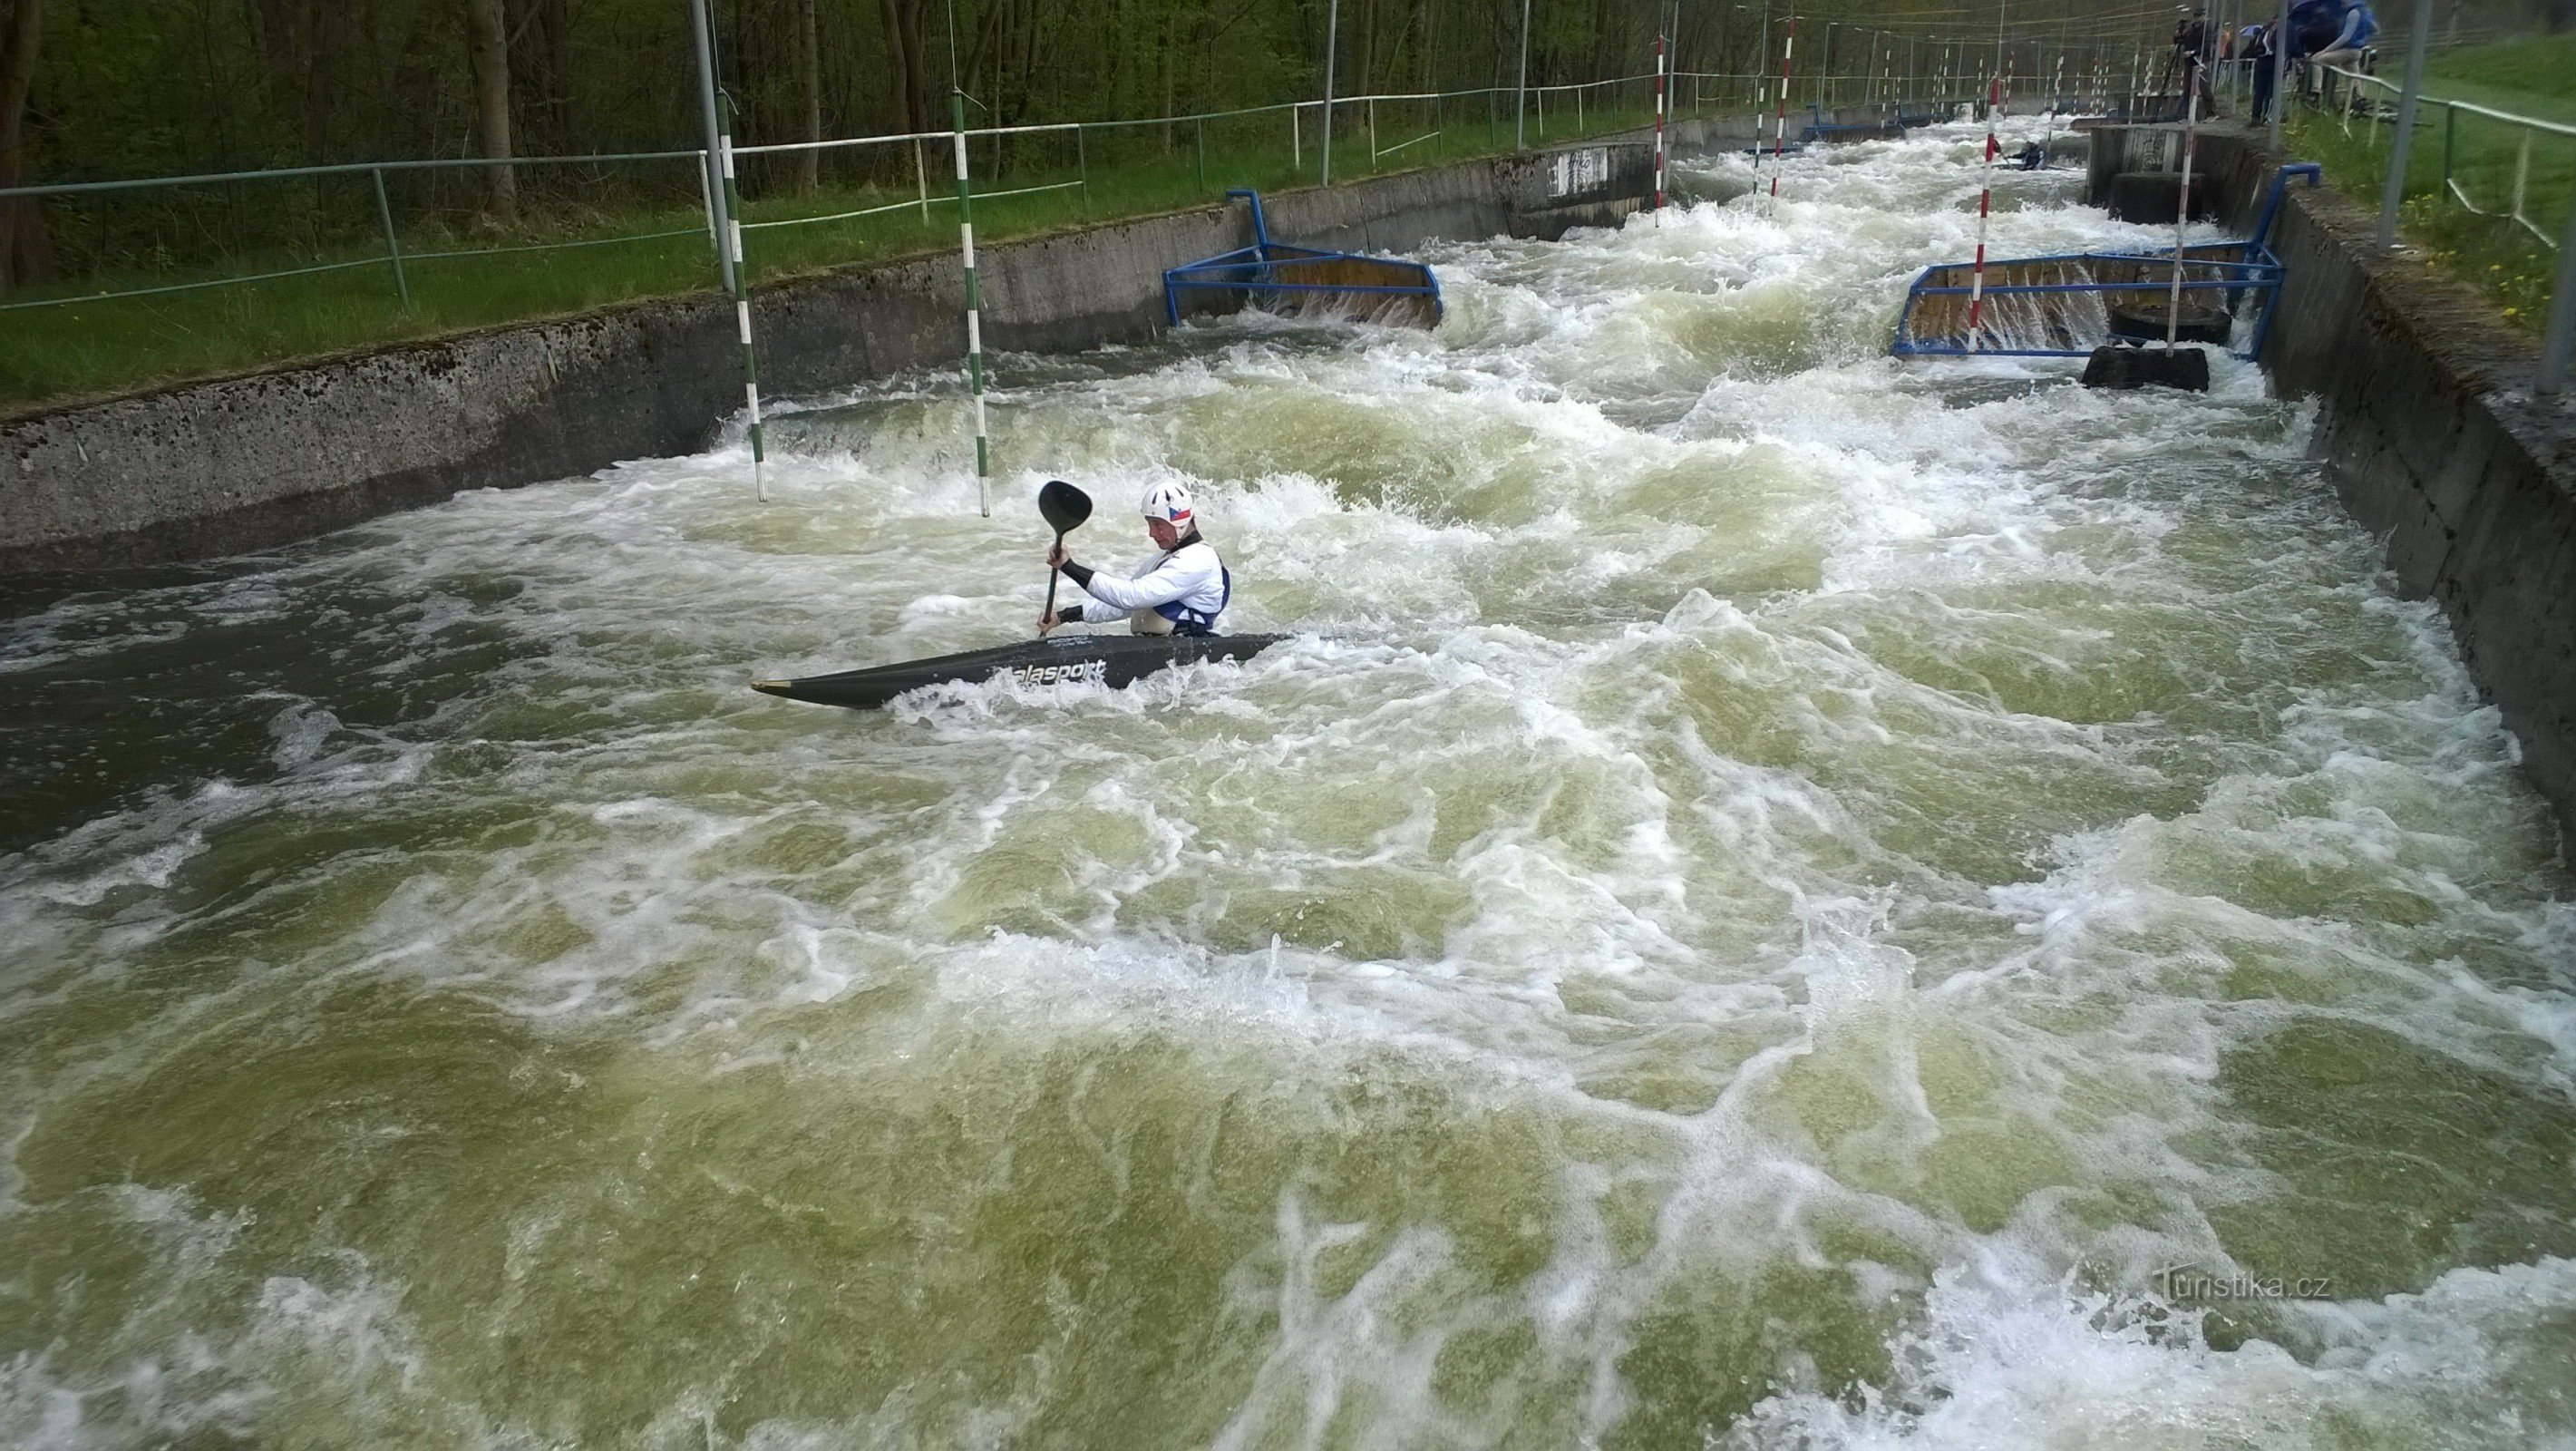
[0,0,50,292]
[797,0,821,192]
[463,0,517,226]
[881,0,928,134]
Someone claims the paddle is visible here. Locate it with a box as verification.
[1038,480,1093,633]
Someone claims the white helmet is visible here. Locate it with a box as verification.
[1141,482,1196,529]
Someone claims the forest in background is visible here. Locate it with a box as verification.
[0,0,2561,296]
[0,0,2240,285]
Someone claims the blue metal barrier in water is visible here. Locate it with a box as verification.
[1162,190,1443,327]
[1891,163,2323,359]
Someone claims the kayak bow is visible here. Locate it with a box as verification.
[753,632,1288,710]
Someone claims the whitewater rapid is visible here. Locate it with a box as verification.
[3,122,2572,1449]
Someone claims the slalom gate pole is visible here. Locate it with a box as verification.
[951,89,990,516]
[2167,60,2201,351]
[1965,72,2001,355]
[1653,32,1668,217]
[1770,16,1795,209]
[717,98,765,502]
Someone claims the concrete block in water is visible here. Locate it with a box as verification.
[2082,344,2211,391]
[2107,170,2213,225]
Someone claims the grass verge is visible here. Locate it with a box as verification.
[0,101,1664,417]
[2280,31,2574,335]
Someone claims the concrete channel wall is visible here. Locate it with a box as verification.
[2092,123,2576,843]
[1,140,1677,574]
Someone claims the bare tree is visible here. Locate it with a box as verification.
[0,0,47,292]
[881,0,929,133]
[464,0,518,225]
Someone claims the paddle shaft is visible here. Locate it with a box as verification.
[1042,529,1065,630]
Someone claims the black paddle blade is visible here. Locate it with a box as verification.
[1038,481,1093,535]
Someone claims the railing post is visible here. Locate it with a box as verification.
[370,167,410,309]
[2442,101,2456,198]
[916,137,930,224]
[1196,118,1206,192]
[2512,129,2532,229]
[2375,0,2432,249]
[696,148,721,248]
[1076,125,1090,217]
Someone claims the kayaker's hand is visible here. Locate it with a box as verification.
[1038,609,1062,636]
[1046,542,1071,570]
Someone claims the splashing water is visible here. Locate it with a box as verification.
[3,124,2572,1449]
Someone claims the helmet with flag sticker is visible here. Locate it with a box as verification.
[1140,482,1195,528]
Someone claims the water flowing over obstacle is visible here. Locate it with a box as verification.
[1162,190,1443,327]
[2101,54,2213,392]
[1892,164,2322,376]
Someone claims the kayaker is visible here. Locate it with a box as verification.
[1041,482,1230,637]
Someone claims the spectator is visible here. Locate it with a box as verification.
[2171,6,2220,116]
[2241,22,2278,123]
[2291,0,2377,102]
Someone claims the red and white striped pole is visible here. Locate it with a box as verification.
[1653,31,1668,216]
[1770,17,1796,207]
[2167,58,2202,351]
[1965,72,2002,354]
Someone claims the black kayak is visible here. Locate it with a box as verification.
[753,632,1289,709]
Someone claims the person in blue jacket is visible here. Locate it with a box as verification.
[2290,0,2377,102]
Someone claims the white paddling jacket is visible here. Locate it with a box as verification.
[1058,535,1230,635]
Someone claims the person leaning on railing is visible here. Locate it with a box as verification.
[2289,0,2377,106]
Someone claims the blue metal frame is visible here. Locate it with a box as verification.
[1162,189,1443,326]
[1891,163,2322,359]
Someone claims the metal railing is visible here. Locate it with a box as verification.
[0,151,715,314]
[2313,62,2576,392]
[0,77,1689,321]
[0,54,2037,325]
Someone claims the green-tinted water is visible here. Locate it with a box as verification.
[3,129,2572,1448]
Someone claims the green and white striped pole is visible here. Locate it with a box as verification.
[951,88,991,517]
[717,96,766,502]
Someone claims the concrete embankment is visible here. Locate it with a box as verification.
[2092,122,2576,843]
[4,139,1696,575]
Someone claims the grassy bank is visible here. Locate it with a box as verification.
[2281,31,2575,334]
[0,99,1661,417]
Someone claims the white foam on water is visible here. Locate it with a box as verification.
[2,122,2571,1446]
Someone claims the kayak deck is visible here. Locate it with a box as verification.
[753,632,1288,710]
